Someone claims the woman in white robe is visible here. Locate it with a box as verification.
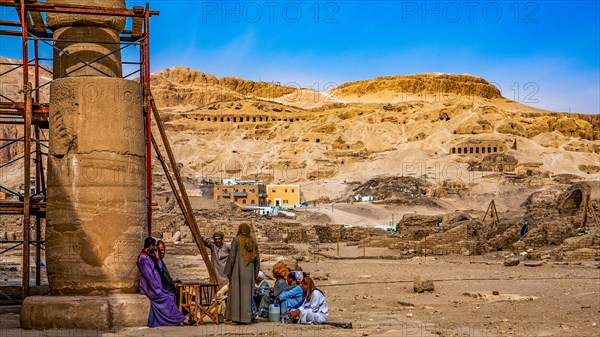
[284,276,329,324]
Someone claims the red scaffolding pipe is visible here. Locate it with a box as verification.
[20,0,31,301]
[144,3,152,236]
[0,1,159,299]
[5,2,158,18]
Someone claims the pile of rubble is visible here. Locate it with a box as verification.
[348,176,438,206]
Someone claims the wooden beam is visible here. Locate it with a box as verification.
[29,10,45,33]
[151,135,189,232]
[22,82,32,300]
[131,6,143,37]
[0,20,21,26]
[0,2,159,17]
[150,97,217,284]
[13,1,33,31]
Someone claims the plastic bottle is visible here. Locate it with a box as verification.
[269,303,280,322]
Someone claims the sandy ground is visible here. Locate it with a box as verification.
[1,251,598,337]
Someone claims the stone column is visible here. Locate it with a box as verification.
[46,0,127,78]
[21,0,150,330]
[45,77,146,294]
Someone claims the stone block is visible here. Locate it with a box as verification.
[52,27,123,77]
[21,294,150,331]
[524,261,543,267]
[46,0,127,32]
[413,275,434,293]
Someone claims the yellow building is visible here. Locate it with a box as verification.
[267,184,300,207]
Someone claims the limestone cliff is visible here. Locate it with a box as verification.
[1,61,598,204]
[150,67,298,108]
[147,66,599,204]
[333,73,502,100]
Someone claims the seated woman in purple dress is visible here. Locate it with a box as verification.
[137,237,193,327]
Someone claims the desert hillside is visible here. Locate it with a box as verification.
[149,67,599,204]
[1,59,598,215]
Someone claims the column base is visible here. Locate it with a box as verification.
[21,294,150,331]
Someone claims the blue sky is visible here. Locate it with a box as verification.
[1,1,599,113]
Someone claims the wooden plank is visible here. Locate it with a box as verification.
[131,6,144,37]
[22,82,32,300]
[131,17,143,37]
[150,97,217,284]
[151,135,189,233]
[0,20,21,26]
[29,11,45,33]
[12,1,33,31]
[0,29,23,36]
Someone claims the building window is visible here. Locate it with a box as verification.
[251,199,255,204]
[217,196,220,199]
[243,189,246,192]
[458,148,462,154]
[475,148,479,154]
[285,189,288,193]
[482,147,486,153]
[283,200,288,204]
[243,199,246,204]
[452,148,456,154]
[488,147,491,153]
[291,189,294,192]
[272,188,276,192]
[493,147,497,152]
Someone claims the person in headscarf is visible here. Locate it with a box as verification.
[202,231,231,287]
[259,261,293,315]
[295,271,305,284]
[253,271,270,318]
[283,276,328,325]
[137,237,192,327]
[278,272,305,322]
[224,223,260,324]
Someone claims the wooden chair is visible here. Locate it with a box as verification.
[177,282,219,324]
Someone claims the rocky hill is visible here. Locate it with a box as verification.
[150,66,300,108]
[146,67,599,215]
[333,73,502,100]
[1,60,598,215]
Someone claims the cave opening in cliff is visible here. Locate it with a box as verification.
[560,189,584,216]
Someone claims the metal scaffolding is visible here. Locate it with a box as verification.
[0,0,158,300]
